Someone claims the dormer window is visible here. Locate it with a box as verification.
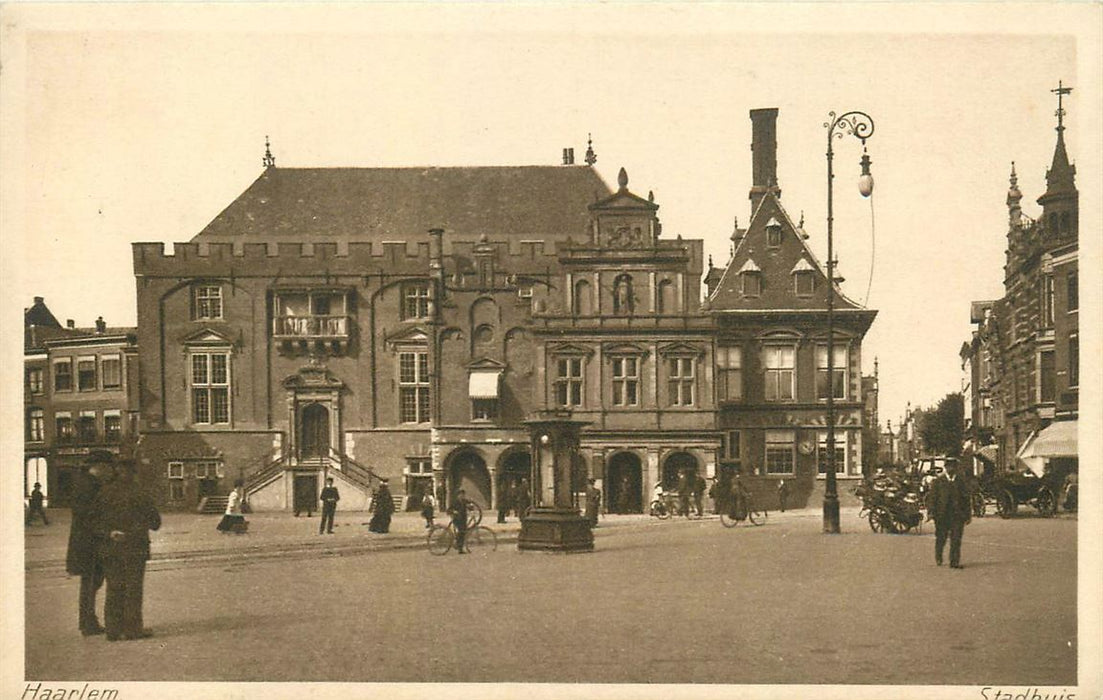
[738,259,762,297]
[791,258,816,297]
[765,217,783,247]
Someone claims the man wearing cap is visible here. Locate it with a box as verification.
[319,477,340,535]
[67,451,112,636]
[26,482,49,525]
[449,488,472,554]
[93,459,162,641]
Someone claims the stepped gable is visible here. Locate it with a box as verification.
[708,192,864,312]
[192,165,612,242]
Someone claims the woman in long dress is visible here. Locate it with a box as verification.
[216,479,247,534]
[368,480,394,533]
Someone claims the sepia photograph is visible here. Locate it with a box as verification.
[2,3,1100,699]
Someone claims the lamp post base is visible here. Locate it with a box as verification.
[517,508,594,552]
[822,494,841,534]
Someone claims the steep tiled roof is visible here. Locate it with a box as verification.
[192,166,612,242]
[708,192,865,312]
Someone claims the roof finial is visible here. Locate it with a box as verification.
[263,135,276,168]
[708,254,714,268]
[648,190,654,203]
[1052,80,1073,132]
[584,133,597,166]
[799,210,805,228]
[617,167,628,191]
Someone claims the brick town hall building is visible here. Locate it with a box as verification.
[132,109,877,513]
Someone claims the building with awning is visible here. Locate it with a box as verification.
[1016,421,1077,477]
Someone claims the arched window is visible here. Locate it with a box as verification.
[573,279,593,316]
[613,274,634,315]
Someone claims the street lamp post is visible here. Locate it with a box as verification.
[823,110,875,534]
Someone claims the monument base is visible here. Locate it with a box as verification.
[517,508,594,552]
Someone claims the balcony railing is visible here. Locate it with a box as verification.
[272,315,350,339]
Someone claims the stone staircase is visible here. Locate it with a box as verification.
[197,496,229,515]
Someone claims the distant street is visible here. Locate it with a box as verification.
[25,509,1076,685]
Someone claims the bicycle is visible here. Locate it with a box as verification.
[719,495,767,528]
[427,518,497,555]
[649,492,703,520]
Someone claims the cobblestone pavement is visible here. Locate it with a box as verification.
[23,507,1078,689]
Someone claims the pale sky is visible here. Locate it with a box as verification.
[3,3,1100,429]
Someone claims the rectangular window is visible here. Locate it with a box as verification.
[77,411,97,443]
[472,398,499,421]
[717,346,742,401]
[104,411,122,442]
[403,283,430,320]
[795,272,815,297]
[194,285,223,320]
[398,350,430,423]
[168,461,185,501]
[1069,337,1078,388]
[407,458,432,475]
[101,355,122,389]
[55,412,73,443]
[741,272,761,297]
[612,357,640,407]
[26,367,44,395]
[77,357,97,392]
[555,357,583,407]
[1042,274,1055,327]
[767,227,783,248]
[815,345,848,400]
[817,433,846,475]
[27,408,44,442]
[1067,272,1078,312]
[53,359,73,392]
[667,358,695,406]
[765,430,795,475]
[191,352,231,424]
[763,346,795,401]
[168,461,185,479]
[724,430,742,461]
[1039,350,1056,403]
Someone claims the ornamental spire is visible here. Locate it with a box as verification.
[262,135,276,168]
[584,133,597,166]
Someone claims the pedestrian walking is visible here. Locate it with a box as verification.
[926,458,972,569]
[693,472,706,517]
[496,481,511,524]
[368,480,394,533]
[449,488,472,554]
[677,469,692,517]
[421,489,436,529]
[514,478,531,520]
[319,477,340,534]
[585,478,601,528]
[729,471,750,521]
[616,474,631,514]
[26,482,49,525]
[777,479,790,513]
[67,451,112,636]
[92,459,161,641]
[216,480,248,534]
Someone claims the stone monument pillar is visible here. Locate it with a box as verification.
[517,410,593,552]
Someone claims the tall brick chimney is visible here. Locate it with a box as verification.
[749,108,781,213]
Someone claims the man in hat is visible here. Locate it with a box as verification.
[93,458,161,641]
[319,477,340,535]
[67,451,112,636]
[368,479,394,534]
[449,488,472,554]
[26,482,49,525]
[926,458,972,569]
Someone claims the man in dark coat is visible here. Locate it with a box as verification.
[692,473,707,517]
[496,481,511,524]
[319,477,340,535]
[584,479,601,528]
[926,458,972,569]
[368,480,395,533]
[92,459,161,641]
[449,488,472,554]
[67,452,112,636]
[26,482,49,525]
[677,469,692,518]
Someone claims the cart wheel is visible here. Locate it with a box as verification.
[972,492,986,518]
[996,490,1016,519]
[654,500,672,520]
[868,507,887,533]
[1035,487,1057,517]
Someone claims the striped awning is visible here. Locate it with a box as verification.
[468,371,501,399]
